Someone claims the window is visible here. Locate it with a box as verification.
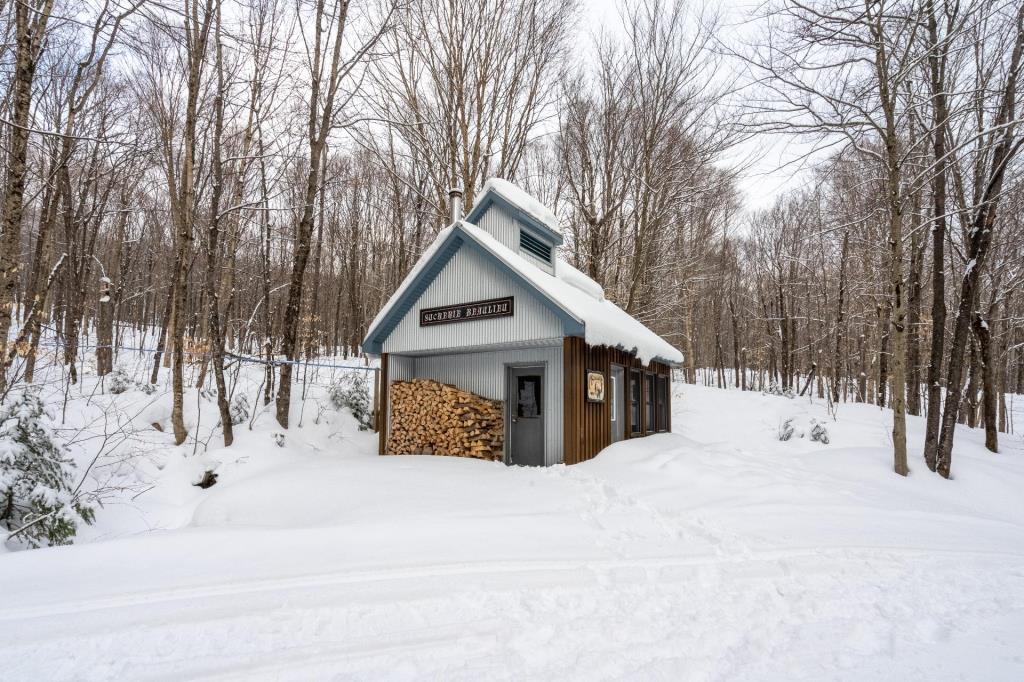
[645,373,655,433]
[630,369,641,434]
[520,229,552,262]
[656,376,669,432]
[516,375,542,417]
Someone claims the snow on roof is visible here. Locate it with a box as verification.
[556,259,605,301]
[480,178,561,235]
[458,222,683,365]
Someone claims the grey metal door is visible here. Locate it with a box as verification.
[508,367,545,466]
[611,365,625,442]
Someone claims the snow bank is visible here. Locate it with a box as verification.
[3,383,1024,680]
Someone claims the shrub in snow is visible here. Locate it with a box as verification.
[139,382,157,396]
[0,390,94,548]
[229,394,250,426]
[765,381,794,399]
[272,432,285,448]
[328,373,373,431]
[810,419,830,445]
[778,417,796,442]
[107,369,132,395]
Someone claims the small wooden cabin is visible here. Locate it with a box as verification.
[362,179,683,466]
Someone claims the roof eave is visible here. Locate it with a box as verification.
[465,192,564,246]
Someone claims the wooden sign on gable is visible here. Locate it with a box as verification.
[419,296,515,326]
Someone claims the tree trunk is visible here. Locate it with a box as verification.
[0,0,55,393]
[276,0,353,428]
[876,304,890,408]
[906,224,923,415]
[96,278,114,376]
[972,313,998,453]
[150,281,175,385]
[965,339,980,428]
[831,231,848,404]
[206,4,234,447]
[170,0,215,446]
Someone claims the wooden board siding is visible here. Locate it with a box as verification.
[562,337,672,465]
[377,353,389,455]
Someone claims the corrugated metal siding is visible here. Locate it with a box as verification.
[389,354,415,381]
[383,243,563,355]
[476,203,557,276]
[476,202,519,251]
[406,346,564,465]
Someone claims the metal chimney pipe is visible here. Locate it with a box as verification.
[449,187,463,224]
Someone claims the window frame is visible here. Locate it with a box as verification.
[656,375,669,432]
[610,372,618,423]
[629,368,642,435]
[644,372,656,434]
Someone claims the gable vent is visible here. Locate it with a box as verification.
[520,229,552,263]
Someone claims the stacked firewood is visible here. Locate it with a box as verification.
[386,379,504,461]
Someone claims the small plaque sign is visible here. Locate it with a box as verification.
[586,369,606,403]
[419,296,514,326]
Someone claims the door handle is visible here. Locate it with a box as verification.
[512,418,518,423]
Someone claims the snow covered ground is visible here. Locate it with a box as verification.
[2,363,1023,681]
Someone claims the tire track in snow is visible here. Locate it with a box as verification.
[4,545,1022,622]
[6,551,1022,682]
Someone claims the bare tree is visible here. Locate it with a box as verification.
[934,2,1024,478]
[275,0,398,428]
[369,0,575,221]
[746,0,929,476]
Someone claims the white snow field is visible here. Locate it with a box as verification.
[2,371,1024,681]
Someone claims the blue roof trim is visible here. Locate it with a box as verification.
[362,224,583,355]
[465,191,564,246]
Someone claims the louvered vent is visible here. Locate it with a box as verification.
[520,229,552,263]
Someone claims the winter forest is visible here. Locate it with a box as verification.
[3,0,1024,676]
[0,0,1014,524]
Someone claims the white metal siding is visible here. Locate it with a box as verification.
[476,203,519,251]
[389,355,415,381]
[387,346,564,465]
[382,244,563,355]
[476,203,556,276]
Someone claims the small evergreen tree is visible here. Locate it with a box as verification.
[809,419,830,445]
[778,417,796,442]
[327,373,374,430]
[107,368,132,394]
[229,394,250,426]
[0,390,94,548]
